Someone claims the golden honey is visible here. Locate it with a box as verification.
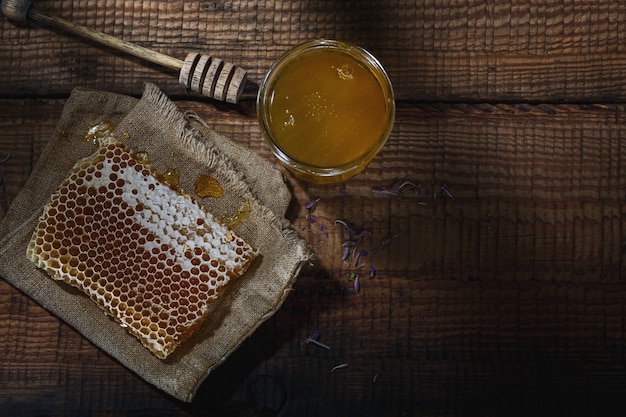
[194,174,224,199]
[257,40,395,184]
[161,167,180,186]
[27,127,258,359]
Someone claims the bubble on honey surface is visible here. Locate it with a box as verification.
[284,111,296,127]
[26,133,258,359]
[336,64,354,80]
[135,152,150,165]
[83,121,116,146]
[162,167,180,187]
[195,174,223,198]
[302,91,337,124]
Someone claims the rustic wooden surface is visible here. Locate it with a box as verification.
[3,1,626,416]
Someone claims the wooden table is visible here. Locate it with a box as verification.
[3,1,626,415]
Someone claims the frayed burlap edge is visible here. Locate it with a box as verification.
[0,84,313,402]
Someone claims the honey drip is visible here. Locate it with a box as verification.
[195,174,223,198]
[219,200,251,230]
[162,167,180,186]
[26,135,258,359]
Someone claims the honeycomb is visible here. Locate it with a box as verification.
[26,126,258,359]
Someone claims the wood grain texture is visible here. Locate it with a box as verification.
[2,1,626,101]
[3,97,626,415]
[4,0,626,415]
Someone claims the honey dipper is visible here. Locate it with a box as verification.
[1,0,247,103]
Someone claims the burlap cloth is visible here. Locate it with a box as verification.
[0,83,312,402]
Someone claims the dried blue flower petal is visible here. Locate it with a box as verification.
[380,232,401,249]
[331,363,349,372]
[353,249,369,267]
[308,339,331,350]
[369,266,376,279]
[360,230,373,239]
[303,198,324,232]
[304,330,330,349]
[304,198,320,210]
[373,180,457,201]
[372,181,416,195]
[305,330,331,350]
[440,184,455,200]
[333,219,355,236]
[353,276,360,294]
[372,181,421,197]
[335,219,377,266]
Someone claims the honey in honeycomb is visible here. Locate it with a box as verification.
[27,124,258,359]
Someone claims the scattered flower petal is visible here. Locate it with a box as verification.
[333,219,355,236]
[331,363,349,373]
[306,337,331,350]
[440,184,455,200]
[304,198,320,210]
[373,181,436,198]
[305,330,331,350]
[353,249,369,267]
[372,181,420,196]
[341,247,351,262]
[369,266,376,279]
[380,232,401,249]
[353,276,360,294]
[304,198,330,235]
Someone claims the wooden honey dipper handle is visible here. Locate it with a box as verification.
[1,0,247,103]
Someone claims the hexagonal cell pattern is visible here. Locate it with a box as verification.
[27,127,258,359]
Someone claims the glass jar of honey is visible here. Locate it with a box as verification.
[257,39,395,184]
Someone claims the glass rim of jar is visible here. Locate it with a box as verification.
[256,39,396,180]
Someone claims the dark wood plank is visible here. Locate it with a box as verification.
[3,1,626,102]
[4,1,626,414]
[0,99,64,219]
[3,97,626,414]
